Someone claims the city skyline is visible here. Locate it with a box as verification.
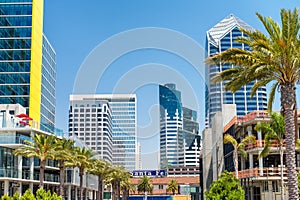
[42,1,297,169]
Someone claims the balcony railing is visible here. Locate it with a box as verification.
[34,172,59,183]
[0,134,30,145]
[224,111,269,132]
[237,111,268,123]
[0,167,59,183]
[245,140,285,150]
[238,167,300,179]
[0,168,30,179]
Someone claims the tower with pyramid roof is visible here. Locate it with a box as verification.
[205,14,268,125]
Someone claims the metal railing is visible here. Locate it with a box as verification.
[224,110,269,132]
[245,140,285,150]
[238,167,300,179]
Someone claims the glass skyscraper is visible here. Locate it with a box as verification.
[0,0,56,133]
[68,94,137,170]
[159,83,200,167]
[159,84,183,167]
[182,107,200,166]
[205,14,267,124]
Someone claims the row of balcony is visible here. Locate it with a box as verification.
[245,140,285,150]
[224,110,269,132]
[0,168,97,189]
[237,167,300,179]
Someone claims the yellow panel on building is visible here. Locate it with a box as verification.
[29,0,44,127]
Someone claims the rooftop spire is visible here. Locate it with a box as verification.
[207,14,254,45]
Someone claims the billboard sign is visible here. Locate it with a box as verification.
[130,170,167,177]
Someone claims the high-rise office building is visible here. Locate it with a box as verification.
[0,0,56,133]
[159,83,183,167]
[69,96,113,163]
[68,94,137,170]
[159,84,200,168]
[205,14,267,125]
[182,107,200,166]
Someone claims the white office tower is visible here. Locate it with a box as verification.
[69,95,113,163]
[69,94,137,170]
[136,142,142,170]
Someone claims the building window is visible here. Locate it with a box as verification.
[159,185,163,189]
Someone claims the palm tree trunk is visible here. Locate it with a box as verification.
[123,188,129,200]
[112,181,116,200]
[234,147,239,178]
[279,144,284,200]
[39,160,46,188]
[59,160,65,197]
[79,168,84,200]
[98,175,103,200]
[280,82,298,200]
[117,181,120,200]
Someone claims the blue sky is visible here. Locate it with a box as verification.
[43,0,299,169]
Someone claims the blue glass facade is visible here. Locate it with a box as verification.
[40,36,56,133]
[0,0,56,133]
[0,1,32,108]
[159,83,182,120]
[206,15,267,124]
[109,97,136,170]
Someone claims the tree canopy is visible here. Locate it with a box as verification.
[205,171,244,200]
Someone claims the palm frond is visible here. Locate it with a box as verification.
[241,135,256,145]
[239,149,248,159]
[224,134,237,147]
[258,145,271,159]
[267,82,279,112]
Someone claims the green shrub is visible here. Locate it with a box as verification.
[205,171,244,200]
[35,188,62,200]
[1,188,62,200]
[1,194,12,200]
[19,190,35,200]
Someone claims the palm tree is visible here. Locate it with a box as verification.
[121,178,134,200]
[88,159,113,200]
[206,8,300,199]
[255,112,285,200]
[224,134,256,178]
[13,134,56,188]
[53,138,75,197]
[137,175,153,200]
[109,166,129,200]
[65,146,95,200]
[167,179,178,195]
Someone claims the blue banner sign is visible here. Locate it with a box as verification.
[130,170,167,177]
